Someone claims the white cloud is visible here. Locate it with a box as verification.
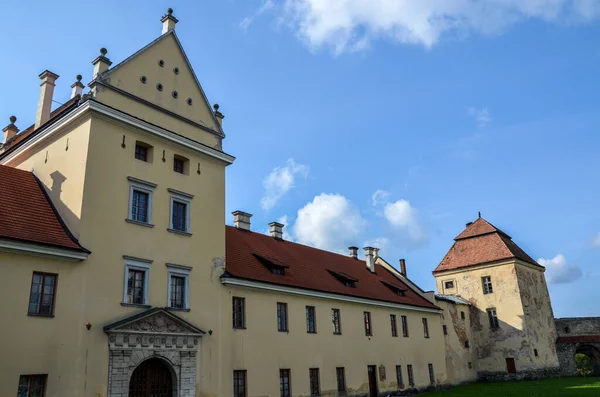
[371,189,390,206]
[260,158,308,210]
[241,0,276,31]
[292,193,366,252]
[538,254,582,284]
[468,107,491,127]
[278,0,600,54]
[383,199,427,244]
[591,233,600,248]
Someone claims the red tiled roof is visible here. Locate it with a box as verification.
[433,218,541,273]
[225,226,439,310]
[557,335,600,344]
[0,165,87,252]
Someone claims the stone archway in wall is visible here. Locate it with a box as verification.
[103,308,205,397]
[129,357,175,397]
[576,344,600,376]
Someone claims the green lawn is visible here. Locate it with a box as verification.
[420,378,600,397]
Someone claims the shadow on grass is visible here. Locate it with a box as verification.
[420,377,600,397]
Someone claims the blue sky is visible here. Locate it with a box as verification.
[2,1,599,317]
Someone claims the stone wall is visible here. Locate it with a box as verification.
[556,317,600,336]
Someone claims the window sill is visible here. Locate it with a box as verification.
[307,331,317,334]
[167,228,192,237]
[333,332,342,336]
[278,330,289,333]
[27,313,54,318]
[233,327,247,330]
[121,302,151,309]
[126,219,155,228]
[167,307,190,312]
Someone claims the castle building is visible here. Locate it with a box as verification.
[0,10,448,397]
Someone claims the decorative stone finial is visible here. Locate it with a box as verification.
[167,8,173,15]
[478,211,481,218]
[9,115,16,124]
[213,103,220,111]
[76,74,82,82]
[100,48,108,56]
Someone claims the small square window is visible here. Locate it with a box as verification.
[173,155,189,175]
[18,375,47,397]
[134,142,153,162]
[123,259,150,305]
[444,280,454,289]
[28,272,57,316]
[167,264,190,309]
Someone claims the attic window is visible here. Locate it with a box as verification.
[187,98,193,105]
[173,67,180,74]
[159,59,165,67]
[140,76,147,84]
[381,281,406,297]
[328,270,358,288]
[253,254,289,276]
[157,83,163,91]
[172,91,178,99]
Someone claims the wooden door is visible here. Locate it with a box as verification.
[506,357,516,374]
[129,358,173,397]
[367,365,378,397]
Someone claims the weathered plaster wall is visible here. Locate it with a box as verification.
[556,317,600,336]
[436,300,477,384]
[514,264,559,370]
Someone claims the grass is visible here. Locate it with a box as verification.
[420,377,600,397]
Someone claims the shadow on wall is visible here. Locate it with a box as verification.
[43,170,81,239]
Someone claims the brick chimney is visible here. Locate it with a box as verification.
[2,116,19,143]
[348,246,358,259]
[364,247,376,273]
[232,211,252,231]
[399,258,407,277]
[269,222,284,239]
[71,75,84,98]
[35,70,59,129]
[161,8,178,34]
[92,48,112,79]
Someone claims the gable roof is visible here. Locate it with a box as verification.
[101,31,224,138]
[0,165,88,253]
[433,217,541,274]
[224,226,439,310]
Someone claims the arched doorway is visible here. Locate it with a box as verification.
[129,358,174,397]
[575,345,600,376]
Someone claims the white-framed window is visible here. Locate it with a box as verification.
[127,177,156,225]
[168,188,193,234]
[123,257,151,305]
[167,264,191,309]
[482,276,493,295]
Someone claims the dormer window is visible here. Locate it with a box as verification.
[381,280,407,297]
[328,270,358,288]
[253,254,289,276]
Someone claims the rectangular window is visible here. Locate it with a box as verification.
[233,297,246,329]
[28,272,57,316]
[401,315,409,337]
[17,375,46,397]
[233,370,247,397]
[135,144,148,161]
[423,318,429,338]
[306,306,316,333]
[277,302,288,332]
[443,325,447,335]
[487,308,499,329]
[309,368,320,396]
[173,158,184,174]
[482,276,493,294]
[407,365,414,387]
[336,367,346,392]
[444,280,454,289]
[332,309,342,335]
[390,314,398,337]
[131,190,149,223]
[461,311,466,320]
[364,311,372,336]
[172,201,187,232]
[167,265,190,309]
[465,340,470,348]
[428,364,435,385]
[168,189,193,234]
[396,365,404,389]
[123,259,150,305]
[280,369,291,397]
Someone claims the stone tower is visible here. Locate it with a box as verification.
[433,217,559,379]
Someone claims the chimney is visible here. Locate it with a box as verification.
[269,222,284,239]
[364,247,376,273]
[71,75,84,98]
[213,104,224,126]
[232,211,252,231]
[35,70,59,129]
[92,48,112,79]
[348,246,358,259]
[161,8,178,34]
[2,116,19,143]
[399,259,407,277]
[373,247,380,258]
